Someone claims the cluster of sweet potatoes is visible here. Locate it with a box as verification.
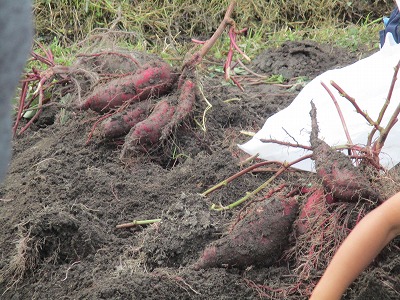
[194,102,381,271]
[78,57,196,156]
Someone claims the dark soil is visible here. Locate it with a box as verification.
[1,41,399,299]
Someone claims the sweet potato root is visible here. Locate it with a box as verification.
[121,100,175,157]
[296,188,328,235]
[78,61,177,113]
[193,197,298,269]
[162,79,196,138]
[309,102,380,202]
[95,104,150,139]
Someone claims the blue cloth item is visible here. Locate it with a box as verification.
[383,16,390,26]
[380,7,400,46]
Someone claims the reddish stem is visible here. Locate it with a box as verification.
[31,51,54,67]
[376,59,400,128]
[191,39,206,45]
[201,160,284,197]
[35,41,55,64]
[321,81,353,147]
[230,76,244,91]
[230,27,250,61]
[260,138,312,150]
[372,60,400,155]
[18,107,43,135]
[13,81,29,137]
[330,80,381,132]
[196,1,236,63]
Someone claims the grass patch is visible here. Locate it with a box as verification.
[33,1,392,44]
[267,21,382,52]
[31,0,393,67]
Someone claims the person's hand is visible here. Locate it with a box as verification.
[310,192,400,299]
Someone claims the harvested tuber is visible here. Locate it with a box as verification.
[95,104,150,139]
[309,102,380,202]
[121,99,175,157]
[296,188,329,235]
[78,61,177,113]
[193,197,298,269]
[161,79,196,138]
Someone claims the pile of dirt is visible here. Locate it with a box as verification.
[252,40,359,79]
[1,41,399,299]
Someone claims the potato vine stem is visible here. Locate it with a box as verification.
[210,155,313,211]
[116,218,161,229]
[330,80,380,132]
[201,160,282,197]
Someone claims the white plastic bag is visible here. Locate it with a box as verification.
[238,34,400,171]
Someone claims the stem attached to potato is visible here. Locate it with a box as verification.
[210,155,313,211]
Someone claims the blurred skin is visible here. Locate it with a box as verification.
[310,192,400,299]
[0,1,32,180]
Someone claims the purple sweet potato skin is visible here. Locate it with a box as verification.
[98,105,149,139]
[171,79,195,121]
[313,143,380,202]
[193,197,298,269]
[79,74,138,112]
[296,188,327,235]
[309,102,380,202]
[162,79,196,138]
[79,61,177,113]
[121,100,175,157]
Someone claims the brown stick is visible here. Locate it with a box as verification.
[201,160,283,197]
[260,138,312,150]
[116,218,161,229]
[210,154,313,211]
[182,0,236,69]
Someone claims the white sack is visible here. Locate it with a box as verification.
[238,34,400,171]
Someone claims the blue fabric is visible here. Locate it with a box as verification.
[380,7,400,46]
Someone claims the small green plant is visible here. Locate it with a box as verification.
[171,145,190,161]
[264,74,285,84]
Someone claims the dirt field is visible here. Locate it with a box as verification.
[1,40,399,299]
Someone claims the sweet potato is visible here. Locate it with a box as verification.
[79,61,177,113]
[296,188,328,235]
[309,102,380,202]
[161,79,196,138]
[121,100,175,157]
[95,104,149,139]
[193,197,298,269]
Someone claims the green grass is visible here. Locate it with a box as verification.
[267,22,382,52]
[31,1,391,70]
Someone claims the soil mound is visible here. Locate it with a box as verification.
[1,41,398,299]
